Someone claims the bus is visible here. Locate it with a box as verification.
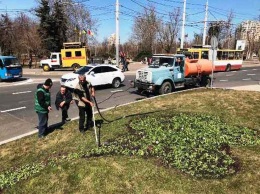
[0,56,23,82]
[177,48,243,71]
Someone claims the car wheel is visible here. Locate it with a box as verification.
[159,81,172,95]
[72,63,80,71]
[43,64,50,72]
[112,78,121,88]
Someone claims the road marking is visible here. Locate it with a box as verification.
[247,74,256,76]
[242,78,251,81]
[111,89,123,93]
[226,74,234,76]
[252,69,258,71]
[242,70,248,72]
[219,80,228,82]
[12,91,32,95]
[1,106,26,113]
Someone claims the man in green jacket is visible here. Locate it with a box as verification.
[35,78,53,138]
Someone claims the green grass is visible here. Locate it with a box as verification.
[0,88,260,193]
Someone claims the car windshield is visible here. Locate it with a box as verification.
[3,58,20,67]
[150,57,174,68]
[74,66,93,74]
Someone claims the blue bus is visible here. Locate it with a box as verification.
[0,56,23,82]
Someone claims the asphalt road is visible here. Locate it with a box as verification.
[0,66,259,144]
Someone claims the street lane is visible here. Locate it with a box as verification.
[0,66,259,143]
[0,75,140,142]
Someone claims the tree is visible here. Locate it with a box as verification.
[157,8,181,53]
[35,0,68,52]
[0,14,15,55]
[131,5,158,54]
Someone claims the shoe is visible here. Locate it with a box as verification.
[79,129,85,134]
[38,135,46,138]
[65,118,71,122]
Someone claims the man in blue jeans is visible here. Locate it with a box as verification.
[34,78,53,138]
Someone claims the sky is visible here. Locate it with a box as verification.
[0,0,259,43]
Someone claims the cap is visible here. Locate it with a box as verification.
[44,78,53,87]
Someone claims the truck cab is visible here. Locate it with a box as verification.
[40,52,61,71]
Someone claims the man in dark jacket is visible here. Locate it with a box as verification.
[55,85,73,123]
[34,78,53,138]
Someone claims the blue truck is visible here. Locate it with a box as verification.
[133,54,213,95]
[0,56,23,82]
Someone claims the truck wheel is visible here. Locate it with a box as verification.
[159,82,172,95]
[200,77,211,87]
[72,64,80,71]
[225,64,231,72]
[43,64,50,72]
[112,78,121,88]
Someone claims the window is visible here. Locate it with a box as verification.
[65,52,72,57]
[228,52,234,59]
[217,51,222,60]
[91,66,102,74]
[75,51,82,57]
[102,66,117,72]
[193,52,199,59]
[51,55,57,59]
[201,51,209,59]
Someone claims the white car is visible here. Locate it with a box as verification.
[60,64,125,89]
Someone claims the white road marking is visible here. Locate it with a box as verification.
[247,74,256,76]
[252,69,258,71]
[111,89,123,93]
[242,70,248,72]
[226,74,234,77]
[242,78,251,81]
[12,91,32,95]
[1,106,26,113]
[219,80,228,82]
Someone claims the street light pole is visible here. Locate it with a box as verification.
[115,0,119,67]
[180,0,186,49]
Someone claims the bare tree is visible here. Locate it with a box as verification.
[131,5,158,54]
[157,8,181,53]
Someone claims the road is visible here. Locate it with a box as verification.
[0,66,259,144]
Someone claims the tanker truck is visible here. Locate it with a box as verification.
[133,54,214,95]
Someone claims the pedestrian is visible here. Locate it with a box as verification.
[120,51,126,72]
[125,57,130,71]
[28,55,32,69]
[55,85,73,124]
[34,78,53,138]
[74,74,95,133]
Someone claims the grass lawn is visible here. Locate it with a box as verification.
[0,88,259,194]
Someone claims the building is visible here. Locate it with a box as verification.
[108,33,116,45]
[241,20,260,42]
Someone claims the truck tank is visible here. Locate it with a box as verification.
[184,59,214,77]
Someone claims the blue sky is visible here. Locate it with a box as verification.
[0,0,259,43]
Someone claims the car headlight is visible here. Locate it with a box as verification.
[67,78,76,82]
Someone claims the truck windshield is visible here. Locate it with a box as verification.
[75,66,93,74]
[3,58,20,67]
[150,57,174,67]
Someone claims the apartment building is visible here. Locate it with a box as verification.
[241,20,260,41]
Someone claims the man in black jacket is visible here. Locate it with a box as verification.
[55,85,73,123]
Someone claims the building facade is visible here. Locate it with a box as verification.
[241,20,260,42]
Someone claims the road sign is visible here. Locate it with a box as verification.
[210,36,218,49]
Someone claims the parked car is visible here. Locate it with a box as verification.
[60,64,125,89]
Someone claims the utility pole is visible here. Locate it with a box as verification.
[115,0,119,66]
[180,0,186,49]
[202,0,208,46]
